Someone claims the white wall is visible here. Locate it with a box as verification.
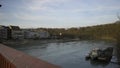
[12,30,24,39]
[24,30,50,39]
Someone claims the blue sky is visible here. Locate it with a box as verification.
[0,0,120,28]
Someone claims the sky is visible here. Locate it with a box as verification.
[0,0,120,28]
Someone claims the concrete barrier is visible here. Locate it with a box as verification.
[0,44,60,68]
[0,53,16,68]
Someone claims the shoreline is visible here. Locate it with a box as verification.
[0,38,80,46]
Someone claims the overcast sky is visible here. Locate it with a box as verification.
[0,0,120,28]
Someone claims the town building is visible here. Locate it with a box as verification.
[24,31,39,39]
[39,30,50,39]
[0,25,11,40]
[0,25,50,40]
[24,30,50,39]
[9,26,24,40]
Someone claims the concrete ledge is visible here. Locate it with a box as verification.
[0,44,60,68]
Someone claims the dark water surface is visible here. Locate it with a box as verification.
[8,40,120,68]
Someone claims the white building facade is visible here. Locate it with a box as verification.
[9,26,24,40]
[24,30,50,39]
[11,30,24,39]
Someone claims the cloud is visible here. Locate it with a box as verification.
[24,0,69,11]
[13,12,60,21]
[0,13,3,18]
[0,13,12,20]
[72,6,120,13]
[1,0,120,28]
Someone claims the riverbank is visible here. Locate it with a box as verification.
[0,39,117,49]
[0,38,81,46]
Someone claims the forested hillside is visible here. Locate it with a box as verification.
[77,21,120,41]
[37,21,120,41]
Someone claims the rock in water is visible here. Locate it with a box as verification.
[86,47,113,62]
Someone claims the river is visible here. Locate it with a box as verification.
[8,40,120,68]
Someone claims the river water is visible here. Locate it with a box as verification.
[8,40,120,68]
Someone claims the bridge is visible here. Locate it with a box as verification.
[0,44,60,68]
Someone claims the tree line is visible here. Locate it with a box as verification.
[24,20,120,44]
[35,21,120,42]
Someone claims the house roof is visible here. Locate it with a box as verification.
[0,25,8,29]
[0,25,5,29]
[9,26,20,30]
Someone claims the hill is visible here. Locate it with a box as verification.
[41,21,120,41]
[77,21,120,41]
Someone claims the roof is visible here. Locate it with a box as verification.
[0,25,10,29]
[9,26,20,30]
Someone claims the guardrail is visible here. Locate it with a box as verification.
[0,44,60,68]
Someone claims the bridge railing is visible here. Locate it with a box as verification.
[0,44,60,68]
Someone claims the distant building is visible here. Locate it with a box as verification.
[9,26,24,40]
[39,30,50,39]
[0,25,11,40]
[24,30,50,39]
[24,31,39,39]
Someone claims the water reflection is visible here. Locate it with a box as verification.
[89,60,110,67]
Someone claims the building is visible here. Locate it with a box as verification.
[24,30,50,39]
[39,30,50,39]
[0,25,11,40]
[24,31,39,39]
[9,26,24,40]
